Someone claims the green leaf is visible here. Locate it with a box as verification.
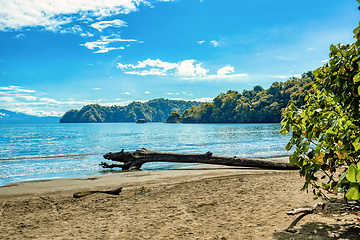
[354,73,360,83]
[288,103,298,112]
[289,155,298,166]
[353,138,360,151]
[291,124,301,131]
[280,124,289,135]
[285,141,293,151]
[346,164,357,183]
[345,182,360,200]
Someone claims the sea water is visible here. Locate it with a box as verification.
[0,123,291,186]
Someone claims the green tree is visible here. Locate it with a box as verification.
[280,15,360,201]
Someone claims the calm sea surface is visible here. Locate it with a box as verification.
[0,123,291,186]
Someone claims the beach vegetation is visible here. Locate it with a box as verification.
[281,19,360,201]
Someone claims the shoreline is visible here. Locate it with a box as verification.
[1,164,360,239]
[0,155,292,188]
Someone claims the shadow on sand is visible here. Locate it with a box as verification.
[273,221,360,239]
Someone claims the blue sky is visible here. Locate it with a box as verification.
[0,0,359,116]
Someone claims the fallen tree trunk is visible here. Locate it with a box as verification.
[100,148,298,171]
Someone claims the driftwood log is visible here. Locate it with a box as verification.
[73,187,122,198]
[100,148,298,171]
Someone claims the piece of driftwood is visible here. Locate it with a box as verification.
[285,202,326,232]
[287,202,326,215]
[73,187,122,198]
[100,148,298,171]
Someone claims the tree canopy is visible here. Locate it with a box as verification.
[281,16,360,201]
[60,98,202,123]
[167,72,315,123]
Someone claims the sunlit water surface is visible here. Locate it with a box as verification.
[0,123,291,186]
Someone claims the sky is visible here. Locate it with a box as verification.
[0,0,359,117]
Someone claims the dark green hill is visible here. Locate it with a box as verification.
[166,72,315,124]
[60,98,202,123]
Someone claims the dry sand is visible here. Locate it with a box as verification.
[1,164,360,239]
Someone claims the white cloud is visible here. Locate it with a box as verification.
[321,59,329,63]
[92,88,101,90]
[269,75,288,79]
[0,85,114,116]
[197,40,205,44]
[122,92,131,95]
[14,33,25,39]
[21,96,38,101]
[0,85,36,93]
[82,35,136,53]
[145,91,150,94]
[210,40,219,47]
[165,92,180,95]
[191,97,213,102]
[80,32,94,38]
[91,19,127,32]
[306,48,314,51]
[217,65,234,75]
[60,25,82,34]
[292,74,302,78]
[118,58,177,76]
[269,74,302,79]
[117,59,248,81]
[177,60,208,77]
[0,0,149,31]
[199,73,248,81]
[0,112,9,118]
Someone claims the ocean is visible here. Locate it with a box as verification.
[0,123,291,186]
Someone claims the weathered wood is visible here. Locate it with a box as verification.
[287,202,326,215]
[73,187,122,198]
[100,148,298,170]
[285,202,326,232]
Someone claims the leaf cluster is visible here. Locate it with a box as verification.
[281,19,360,201]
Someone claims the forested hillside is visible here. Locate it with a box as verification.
[166,72,315,123]
[60,98,202,123]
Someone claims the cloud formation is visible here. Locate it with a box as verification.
[82,35,137,53]
[0,85,104,117]
[118,59,177,76]
[217,65,234,75]
[117,59,248,81]
[177,60,208,78]
[210,40,219,47]
[0,0,148,31]
[91,19,127,32]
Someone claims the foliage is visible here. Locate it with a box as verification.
[60,98,201,123]
[167,72,315,123]
[280,20,360,201]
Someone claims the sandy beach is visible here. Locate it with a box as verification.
[1,164,360,239]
